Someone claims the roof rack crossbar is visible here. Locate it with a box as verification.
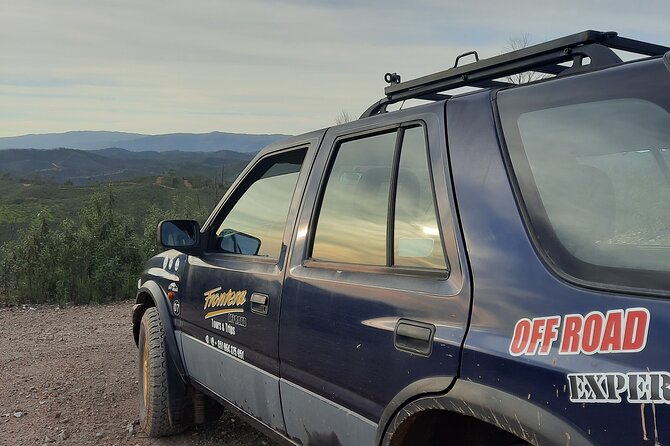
[471,80,513,89]
[533,64,567,76]
[360,30,670,119]
[382,47,589,103]
[605,35,670,56]
[417,93,451,102]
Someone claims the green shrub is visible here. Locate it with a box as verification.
[0,188,143,304]
[0,183,218,306]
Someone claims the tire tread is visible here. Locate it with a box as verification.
[139,307,182,437]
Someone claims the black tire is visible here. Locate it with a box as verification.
[138,306,184,437]
[388,410,528,446]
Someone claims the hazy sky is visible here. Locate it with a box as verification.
[1,0,668,137]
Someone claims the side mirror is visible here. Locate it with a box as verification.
[219,229,261,255]
[157,220,201,255]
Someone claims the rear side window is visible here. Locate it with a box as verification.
[499,59,670,293]
[311,125,448,272]
[311,132,396,265]
[394,127,446,269]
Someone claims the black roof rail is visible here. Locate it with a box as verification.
[361,30,670,118]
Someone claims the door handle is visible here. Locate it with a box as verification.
[250,293,269,316]
[394,319,435,356]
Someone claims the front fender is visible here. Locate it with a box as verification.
[133,280,186,378]
[132,280,189,427]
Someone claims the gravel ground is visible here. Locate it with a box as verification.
[0,301,278,446]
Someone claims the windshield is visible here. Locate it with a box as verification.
[498,58,670,293]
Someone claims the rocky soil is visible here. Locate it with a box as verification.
[0,301,277,446]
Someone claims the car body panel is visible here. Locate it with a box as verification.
[279,103,472,444]
[448,81,670,445]
[174,133,322,431]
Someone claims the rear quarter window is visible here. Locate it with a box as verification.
[498,58,670,294]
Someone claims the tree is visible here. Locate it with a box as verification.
[334,110,354,125]
[78,187,143,302]
[0,175,223,305]
[503,34,547,84]
[0,187,145,304]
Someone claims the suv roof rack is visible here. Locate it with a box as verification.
[361,30,670,118]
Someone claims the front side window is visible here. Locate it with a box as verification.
[499,59,670,292]
[214,149,305,259]
[311,126,447,272]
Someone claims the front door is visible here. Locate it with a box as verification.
[178,143,312,430]
[279,110,471,444]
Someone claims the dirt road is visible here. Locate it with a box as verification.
[0,301,277,446]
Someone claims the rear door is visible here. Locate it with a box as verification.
[279,107,471,444]
[177,136,318,430]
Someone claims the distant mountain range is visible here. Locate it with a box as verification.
[0,147,255,184]
[0,130,290,153]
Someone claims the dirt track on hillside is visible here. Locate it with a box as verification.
[0,301,277,446]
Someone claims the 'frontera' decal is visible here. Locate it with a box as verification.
[203,287,247,319]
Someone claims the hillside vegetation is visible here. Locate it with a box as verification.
[0,185,215,305]
[0,148,252,305]
[0,147,253,184]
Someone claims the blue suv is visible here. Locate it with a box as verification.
[132,31,670,445]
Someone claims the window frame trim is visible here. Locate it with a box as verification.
[303,259,449,279]
[386,127,404,267]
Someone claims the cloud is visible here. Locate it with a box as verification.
[0,0,668,136]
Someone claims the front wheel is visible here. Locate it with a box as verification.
[138,306,184,437]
